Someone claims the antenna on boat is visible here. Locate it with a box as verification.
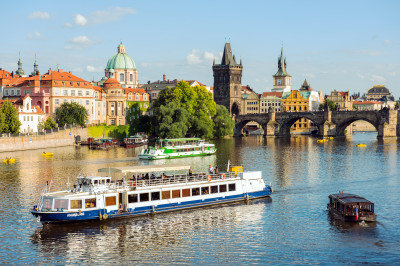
[227,160,230,172]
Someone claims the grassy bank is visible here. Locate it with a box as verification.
[87,125,130,140]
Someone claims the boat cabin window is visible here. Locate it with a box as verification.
[151,192,160,201]
[201,187,209,195]
[162,191,171,199]
[140,193,149,202]
[85,198,96,208]
[172,189,181,198]
[219,184,227,193]
[182,189,190,197]
[192,188,200,196]
[42,198,53,210]
[70,199,82,209]
[54,199,68,210]
[228,184,236,192]
[211,186,218,194]
[106,196,117,206]
[128,194,138,203]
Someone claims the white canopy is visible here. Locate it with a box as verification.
[98,164,191,174]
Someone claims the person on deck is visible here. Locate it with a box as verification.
[208,165,214,174]
[214,167,219,174]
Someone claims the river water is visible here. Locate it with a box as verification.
[0,132,399,264]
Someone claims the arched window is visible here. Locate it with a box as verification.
[120,73,124,82]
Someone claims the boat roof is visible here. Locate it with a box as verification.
[329,193,373,204]
[98,164,191,174]
[157,138,202,142]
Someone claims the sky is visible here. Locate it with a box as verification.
[1,0,399,97]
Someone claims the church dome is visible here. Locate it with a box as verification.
[367,85,389,94]
[103,78,121,89]
[106,42,136,70]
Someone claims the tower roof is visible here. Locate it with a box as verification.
[300,79,311,91]
[106,42,136,70]
[221,42,237,65]
[274,47,290,77]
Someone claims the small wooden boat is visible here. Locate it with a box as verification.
[4,158,16,164]
[356,144,366,147]
[327,193,376,222]
[41,152,54,157]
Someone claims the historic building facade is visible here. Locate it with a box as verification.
[102,78,127,125]
[326,90,353,110]
[281,90,311,133]
[260,92,283,113]
[365,85,394,101]
[213,42,243,116]
[272,47,291,92]
[105,42,138,88]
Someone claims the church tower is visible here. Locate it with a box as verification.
[272,47,291,92]
[212,41,243,116]
[16,51,26,77]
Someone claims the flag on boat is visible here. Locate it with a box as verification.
[356,205,359,221]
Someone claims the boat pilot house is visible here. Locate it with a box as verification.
[327,193,376,222]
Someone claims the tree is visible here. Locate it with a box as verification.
[44,117,56,130]
[153,102,189,138]
[152,81,216,138]
[0,99,21,133]
[56,102,88,127]
[212,105,234,138]
[319,99,336,111]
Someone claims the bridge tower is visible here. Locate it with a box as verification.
[272,47,291,92]
[213,41,243,116]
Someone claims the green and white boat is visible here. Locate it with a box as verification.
[138,138,216,160]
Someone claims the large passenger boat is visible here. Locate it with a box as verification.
[327,193,376,222]
[31,164,272,223]
[138,138,216,160]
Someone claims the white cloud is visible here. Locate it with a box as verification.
[86,65,103,72]
[89,6,136,24]
[305,73,315,79]
[74,14,87,26]
[187,49,202,64]
[28,11,50,19]
[66,35,99,50]
[204,51,216,61]
[371,74,385,83]
[27,31,45,40]
[69,7,136,27]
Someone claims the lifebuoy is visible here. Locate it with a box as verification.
[221,173,225,180]
[130,181,135,187]
[207,175,211,182]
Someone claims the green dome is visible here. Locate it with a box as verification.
[106,52,136,70]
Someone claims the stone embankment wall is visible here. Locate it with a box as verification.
[0,127,88,153]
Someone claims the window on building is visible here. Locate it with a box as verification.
[63,90,68,96]
[55,99,59,105]
[86,90,90,96]
[78,99,82,105]
[11,90,14,96]
[16,89,20,95]
[78,90,82,96]
[86,100,90,105]
[71,90,75,96]
[130,74,133,82]
[4,90,8,96]
[120,73,124,82]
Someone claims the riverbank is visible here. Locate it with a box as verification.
[0,127,88,153]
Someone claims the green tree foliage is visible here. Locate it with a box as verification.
[319,99,336,111]
[56,102,88,127]
[152,80,219,138]
[212,105,234,138]
[44,117,56,130]
[153,102,189,138]
[0,99,21,133]
[128,115,151,136]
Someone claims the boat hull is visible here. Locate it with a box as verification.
[32,187,272,224]
[139,151,216,160]
[328,207,377,222]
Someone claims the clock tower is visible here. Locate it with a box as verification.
[272,47,291,92]
[213,41,243,116]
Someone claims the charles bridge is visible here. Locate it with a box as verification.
[234,108,400,138]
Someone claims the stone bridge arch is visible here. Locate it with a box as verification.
[276,112,325,137]
[234,114,269,136]
[332,110,384,137]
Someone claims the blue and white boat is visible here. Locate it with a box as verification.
[31,164,272,224]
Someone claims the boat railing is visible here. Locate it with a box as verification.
[130,172,236,189]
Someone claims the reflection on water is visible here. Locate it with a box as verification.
[1,133,400,264]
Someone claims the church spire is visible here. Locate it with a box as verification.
[275,46,290,77]
[221,41,237,65]
[16,50,25,76]
[32,52,39,76]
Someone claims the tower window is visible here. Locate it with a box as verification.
[120,73,124,82]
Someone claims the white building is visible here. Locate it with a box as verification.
[16,95,45,133]
[260,92,283,113]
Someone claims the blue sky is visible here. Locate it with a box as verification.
[1,0,399,97]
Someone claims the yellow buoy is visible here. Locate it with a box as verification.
[356,144,366,147]
[4,158,16,164]
[41,152,54,157]
[329,137,334,140]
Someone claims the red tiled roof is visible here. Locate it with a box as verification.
[0,69,12,79]
[103,78,120,84]
[124,88,147,94]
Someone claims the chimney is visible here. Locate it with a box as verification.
[168,79,170,84]
[58,69,63,73]
[158,80,160,84]
[163,74,166,81]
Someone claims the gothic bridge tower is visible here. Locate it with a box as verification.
[213,41,243,116]
[272,47,291,92]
